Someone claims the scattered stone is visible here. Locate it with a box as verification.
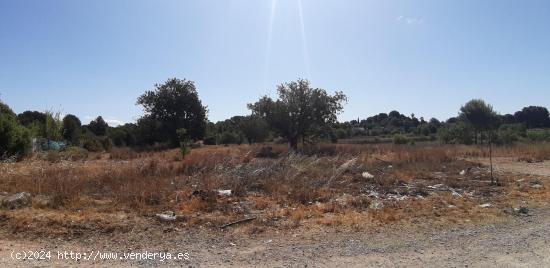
[451,190,463,198]
[387,194,408,201]
[218,190,232,197]
[1,192,32,210]
[369,200,384,210]
[531,184,543,189]
[365,190,380,198]
[428,184,445,189]
[362,172,374,179]
[459,170,466,176]
[155,211,177,222]
[479,203,492,208]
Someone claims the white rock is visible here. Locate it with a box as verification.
[156,211,177,222]
[531,184,543,189]
[479,203,492,208]
[366,190,380,198]
[451,190,463,198]
[362,172,374,179]
[459,170,466,176]
[218,190,232,196]
[387,194,408,201]
[428,184,445,189]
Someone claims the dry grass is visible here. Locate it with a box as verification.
[0,143,549,237]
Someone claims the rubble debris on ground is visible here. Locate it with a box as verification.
[362,171,374,179]
[219,216,256,229]
[369,200,384,210]
[217,190,232,197]
[156,211,178,222]
[0,192,32,210]
[517,207,529,215]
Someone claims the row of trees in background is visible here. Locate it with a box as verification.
[333,104,550,145]
[2,77,550,160]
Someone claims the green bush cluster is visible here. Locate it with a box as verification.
[392,134,410,145]
[0,102,31,160]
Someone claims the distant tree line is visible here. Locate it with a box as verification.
[1,77,550,161]
[333,104,550,145]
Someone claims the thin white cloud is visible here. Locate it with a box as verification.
[104,118,125,127]
[397,16,424,25]
[84,115,125,126]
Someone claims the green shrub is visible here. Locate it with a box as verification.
[438,123,474,145]
[81,136,103,152]
[177,128,191,158]
[63,146,89,161]
[0,112,31,160]
[203,135,217,145]
[495,124,526,145]
[100,137,113,151]
[219,131,241,145]
[526,129,550,142]
[393,134,409,144]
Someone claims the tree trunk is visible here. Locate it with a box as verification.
[489,131,495,185]
[289,137,299,151]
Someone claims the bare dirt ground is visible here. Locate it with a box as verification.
[1,158,549,267]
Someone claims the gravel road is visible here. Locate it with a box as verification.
[2,207,549,267]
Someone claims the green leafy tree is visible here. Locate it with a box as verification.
[134,115,163,146]
[248,79,347,149]
[137,78,207,146]
[239,116,269,144]
[514,106,550,129]
[0,101,31,160]
[459,99,500,184]
[459,99,499,144]
[88,116,108,136]
[108,128,128,147]
[17,111,46,127]
[62,114,82,144]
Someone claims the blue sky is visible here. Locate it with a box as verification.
[1,0,549,125]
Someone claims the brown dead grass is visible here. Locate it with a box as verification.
[0,143,549,237]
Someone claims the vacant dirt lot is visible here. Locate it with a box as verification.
[1,145,549,267]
